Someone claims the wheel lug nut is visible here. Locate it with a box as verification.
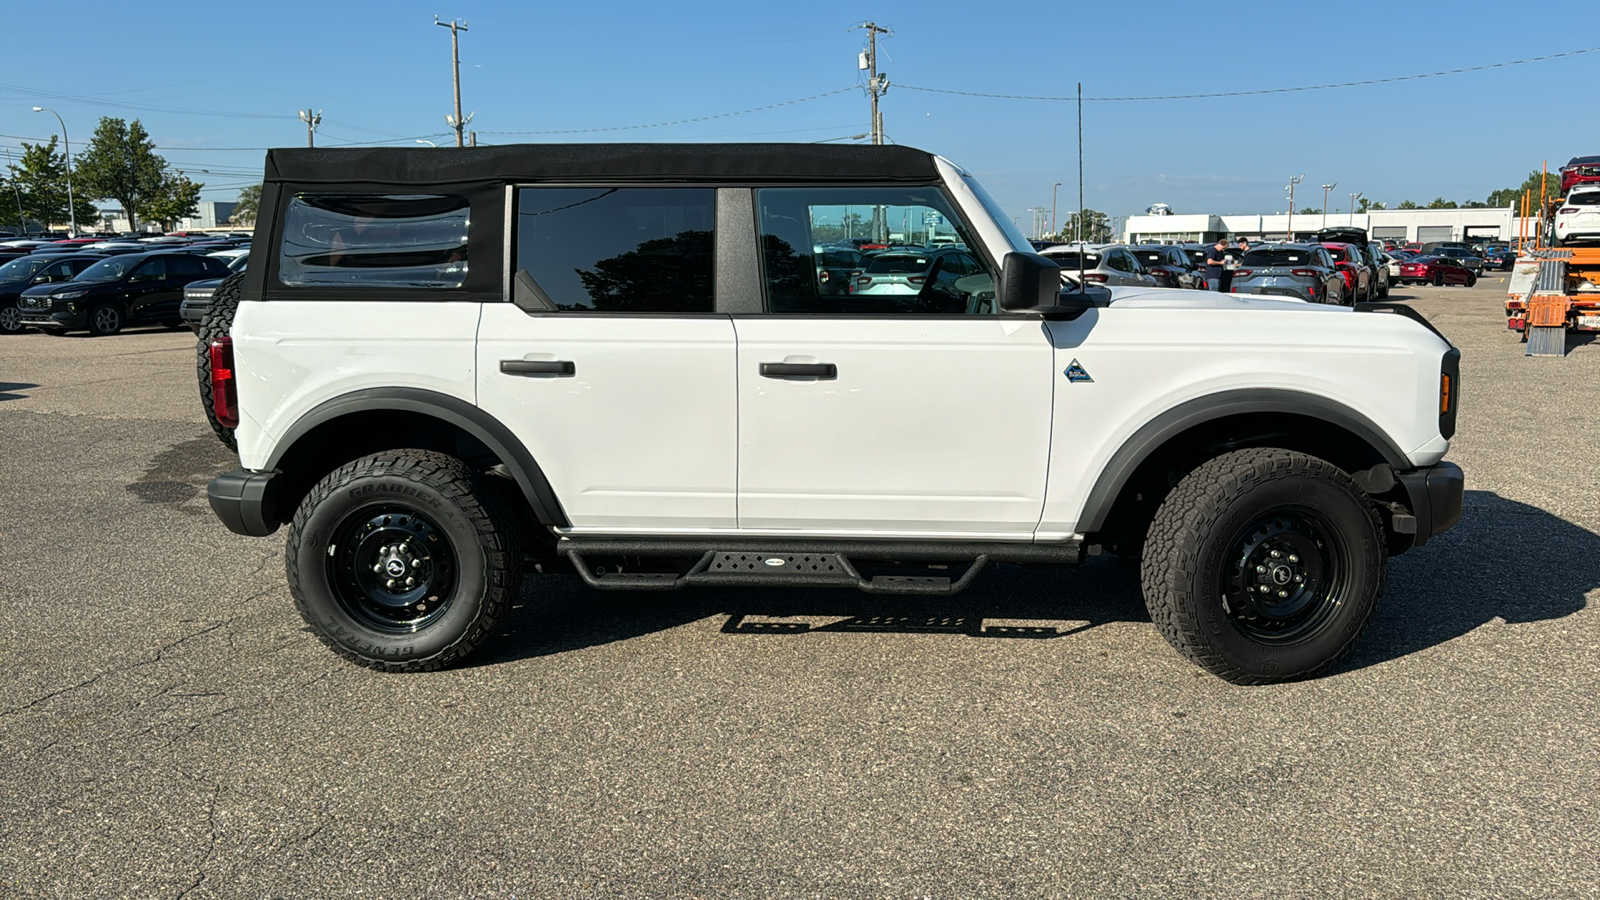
[1278,590,1289,598]
[1256,565,1267,574]
[1259,585,1270,593]
[406,577,414,587]
[373,563,382,573]
[412,558,421,568]
[1270,550,1281,559]
[1288,554,1299,563]
[386,579,396,589]
[1294,575,1303,583]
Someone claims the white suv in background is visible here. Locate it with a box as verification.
[201,143,1463,684]
[1555,186,1600,244]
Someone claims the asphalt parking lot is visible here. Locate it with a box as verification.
[2,280,1596,898]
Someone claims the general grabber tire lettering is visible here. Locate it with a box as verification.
[195,271,244,451]
[1139,448,1386,684]
[286,450,523,672]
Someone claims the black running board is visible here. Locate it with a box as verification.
[559,537,1081,596]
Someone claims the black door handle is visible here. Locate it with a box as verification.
[500,359,575,376]
[760,362,837,379]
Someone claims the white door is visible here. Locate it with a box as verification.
[475,185,737,532]
[734,317,1054,535]
[733,185,1054,537]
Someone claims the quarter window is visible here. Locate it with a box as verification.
[513,187,714,313]
[279,194,469,289]
[756,186,994,315]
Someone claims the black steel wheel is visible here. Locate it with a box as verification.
[287,450,522,672]
[1141,447,1386,683]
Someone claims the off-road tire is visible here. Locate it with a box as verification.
[1140,448,1386,684]
[195,272,245,451]
[286,450,523,673]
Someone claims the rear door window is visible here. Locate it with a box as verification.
[280,194,469,288]
[513,187,714,313]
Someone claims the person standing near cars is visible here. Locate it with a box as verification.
[1205,237,1229,291]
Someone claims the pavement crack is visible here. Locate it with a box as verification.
[176,783,221,899]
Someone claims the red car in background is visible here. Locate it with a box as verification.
[1318,242,1372,302]
[1560,156,1600,193]
[1396,255,1476,287]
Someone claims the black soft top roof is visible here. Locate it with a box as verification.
[264,143,942,186]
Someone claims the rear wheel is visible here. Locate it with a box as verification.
[1140,448,1386,683]
[1433,273,1444,287]
[1466,274,1477,287]
[286,450,523,672]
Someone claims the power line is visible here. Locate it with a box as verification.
[480,87,854,135]
[896,45,1600,102]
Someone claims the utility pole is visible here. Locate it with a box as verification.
[1285,174,1305,240]
[298,109,322,147]
[1320,182,1337,228]
[854,22,891,145]
[437,17,472,147]
[30,107,76,235]
[1349,191,1363,227]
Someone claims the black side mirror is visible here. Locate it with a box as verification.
[999,252,1063,312]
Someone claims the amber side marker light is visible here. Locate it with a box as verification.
[1440,373,1453,415]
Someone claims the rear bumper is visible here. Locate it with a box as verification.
[1395,462,1464,548]
[207,469,282,536]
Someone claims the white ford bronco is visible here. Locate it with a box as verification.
[203,144,1462,683]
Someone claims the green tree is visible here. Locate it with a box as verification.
[1462,200,1489,209]
[1485,188,1520,208]
[144,171,203,231]
[229,184,261,226]
[1426,197,1457,209]
[1367,201,1387,210]
[1298,207,1318,215]
[1397,199,1419,209]
[0,172,27,229]
[74,117,166,232]
[1063,209,1111,242]
[9,137,93,231]
[1516,169,1562,203]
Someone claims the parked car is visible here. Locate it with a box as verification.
[1365,243,1392,298]
[1396,256,1476,287]
[1228,244,1345,304]
[1129,244,1207,289]
[1041,243,1158,288]
[1481,246,1516,271]
[1554,186,1600,245]
[179,254,249,332]
[851,247,988,312]
[1432,247,1484,276]
[1385,250,1417,282]
[0,253,106,334]
[1559,155,1600,194]
[16,251,233,335]
[1402,242,1422,253]
[1318,243,1373,302]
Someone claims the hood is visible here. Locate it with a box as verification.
[1103,285,1319,309]
[19,280,104,298]
[186,277,226,291]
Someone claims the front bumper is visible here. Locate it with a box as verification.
[19,304,84,329]
[208,469,283,537]
[1394,462,1464,548]
[179,296,212,329]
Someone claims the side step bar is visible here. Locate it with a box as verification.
[559,538,1082,597]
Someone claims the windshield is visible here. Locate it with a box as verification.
[1323,247,1349,262]
[960,174,1031,254]
[78,257,138,282]
[228,254,249,272]
[1042,251,1101,269]
[1132,250,1170,265]
[1242,249,1315,266]
[0,256,49,281]
[864,254,930,274]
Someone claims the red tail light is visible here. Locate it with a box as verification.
[1233,269,1253,278]
[209,337,239,429]
[819,270,830,282]
[1560,207,1578,213]
[857,276,871,285]
[907,275,926,284]
[1291,269,1318,277]
[1083,273,1108,283]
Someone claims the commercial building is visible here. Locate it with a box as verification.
[1122,208,1540,245]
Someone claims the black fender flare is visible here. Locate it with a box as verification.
[265,387,569,527]
[1075,388,1411,533]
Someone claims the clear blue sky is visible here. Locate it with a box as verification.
[3,0,1596,228]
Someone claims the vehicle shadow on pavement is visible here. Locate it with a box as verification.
[476,557,1151,667]
[1337,489,1595,673]
[476,490,1592,673]
[0,381,38,401]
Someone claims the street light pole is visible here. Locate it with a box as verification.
[31,107,77,236]
[1051,182,1062,238]
[1321,182,1337,228]
[1284,174,1305,241]
[1349,191,1363,226]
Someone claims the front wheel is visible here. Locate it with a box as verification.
[0,303,22,335]
[286,450,523,672]
[1433,273,1444,287]
[87,303,123,336]
[1140,448,1386,684]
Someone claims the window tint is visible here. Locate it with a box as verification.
[1045,251,1101,269]
[132,258,168,281]
[280,194,469,289]
[169,256,203,276]
[756,186,993,314]
[1569,192,1600,206]
[1242,249,1313,266]
[514,187,713,313]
